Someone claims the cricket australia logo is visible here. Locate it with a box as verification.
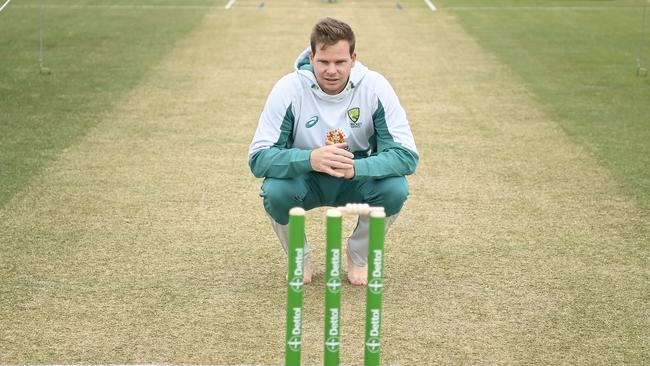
[347,107,361,128]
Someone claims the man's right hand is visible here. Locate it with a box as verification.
[310,143,354,178]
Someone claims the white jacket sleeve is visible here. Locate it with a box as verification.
[248,74,312,178]
[353,74,419,180]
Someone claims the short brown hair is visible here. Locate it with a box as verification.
[310,18,355,56]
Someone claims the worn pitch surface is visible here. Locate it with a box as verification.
[1,0,647,364]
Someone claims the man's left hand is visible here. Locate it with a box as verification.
[325,140,355,179]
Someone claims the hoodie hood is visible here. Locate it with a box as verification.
[293,47,368,100]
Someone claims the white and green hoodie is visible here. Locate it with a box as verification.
[248,48,419,180]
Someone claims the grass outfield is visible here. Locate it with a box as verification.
[1,0,648,365]
[0,0,210,206]
[438,0,650,208]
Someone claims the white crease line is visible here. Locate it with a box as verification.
[225,0,237,10]
[0,0,12,13]
[424,0,436,12]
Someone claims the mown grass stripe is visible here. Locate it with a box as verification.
[0,1,211,207]
[11,4,217,10]
[444,6,644,11]
[0,1,647,365]
[445,2,650,208]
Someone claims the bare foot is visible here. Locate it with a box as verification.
[346,251,367,286]
[286,261,313,284]
[303,261,312,284]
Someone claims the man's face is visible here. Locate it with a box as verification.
[310,40,356,95]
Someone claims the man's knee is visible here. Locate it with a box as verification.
[365,176,409,216]
[261,178,307,224]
